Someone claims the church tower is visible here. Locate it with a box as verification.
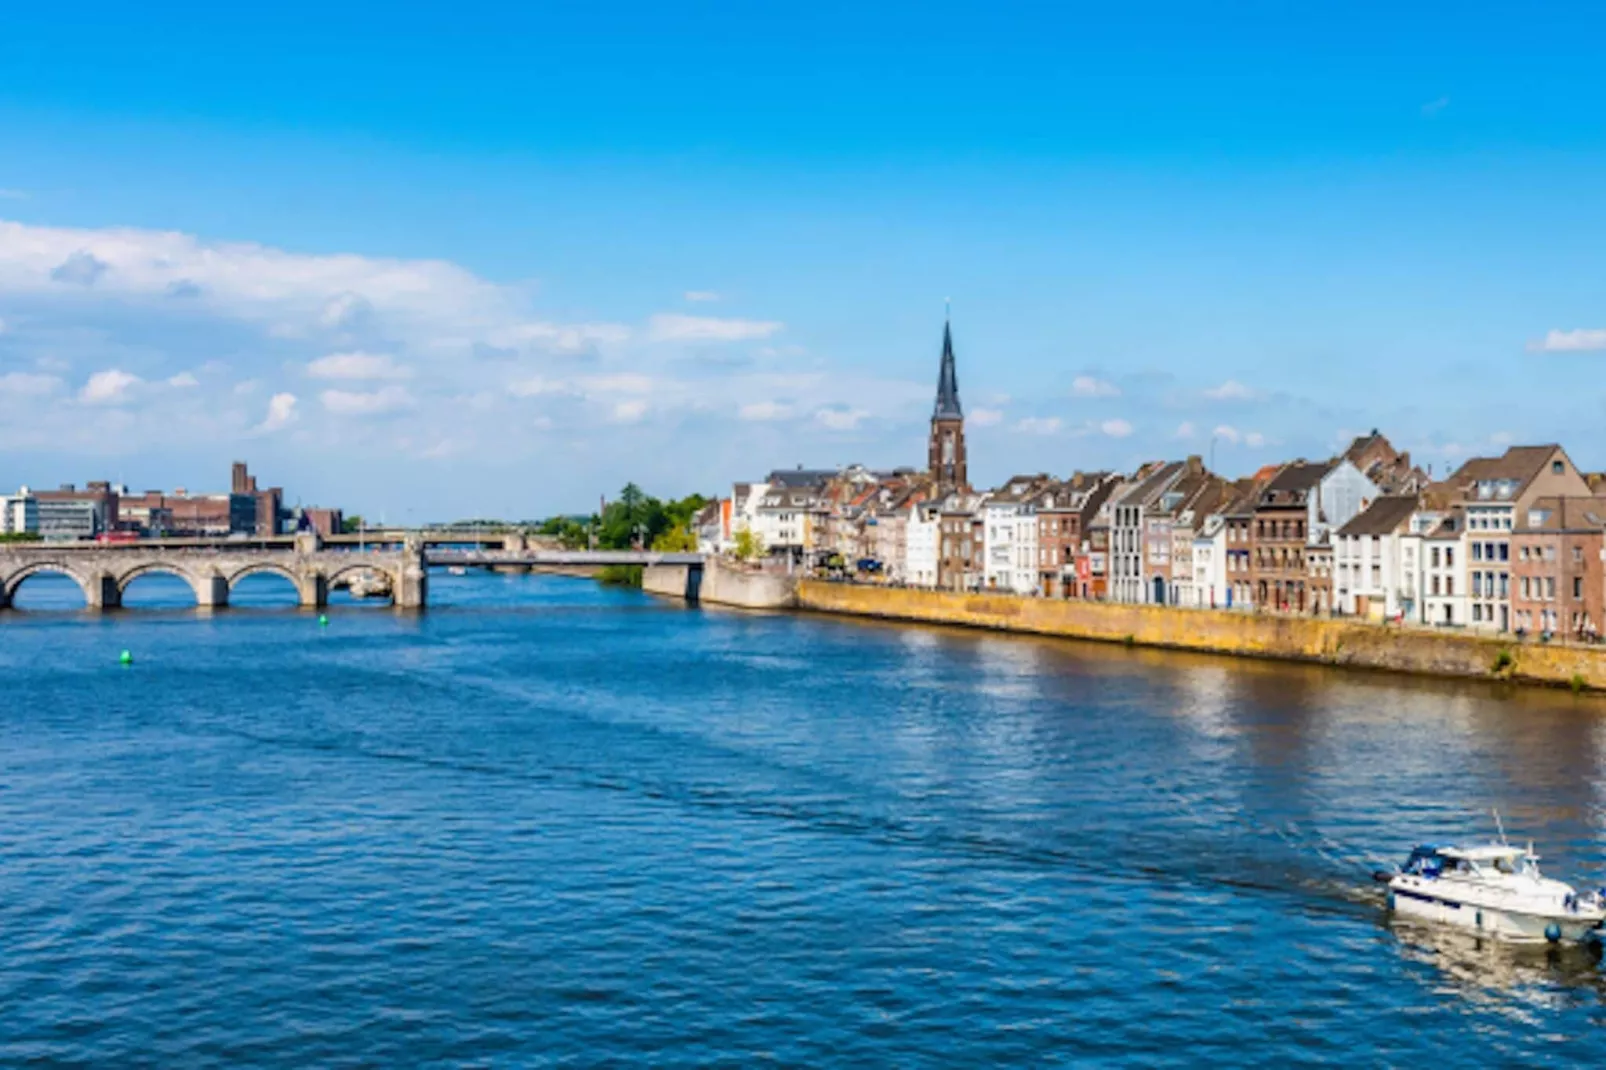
[928,315,968,492]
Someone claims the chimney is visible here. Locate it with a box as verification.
[231,461,250,495]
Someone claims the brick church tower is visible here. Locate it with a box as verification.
[928,316,968,492]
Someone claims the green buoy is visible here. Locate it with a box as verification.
[318,613,330,627]
[119,649,132,666]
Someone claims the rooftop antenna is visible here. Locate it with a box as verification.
[1493,808,1508,846]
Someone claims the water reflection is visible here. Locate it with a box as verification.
[1387,919,1606,1015]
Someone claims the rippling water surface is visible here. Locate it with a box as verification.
[5,571,1606,1064]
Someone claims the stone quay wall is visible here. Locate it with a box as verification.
[795,581,1606,692]
[643,560,798,610]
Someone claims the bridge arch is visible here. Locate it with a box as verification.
[1,561,93,609]
[115,561,229,609]
[325,561,399,604]
[226,561,309,607]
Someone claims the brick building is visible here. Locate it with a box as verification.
[1511,496,1606,640]
[1251,461,1330,612]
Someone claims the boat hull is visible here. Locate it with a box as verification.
[1388,882,1603,944]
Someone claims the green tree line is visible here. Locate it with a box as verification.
[537,483,709,553]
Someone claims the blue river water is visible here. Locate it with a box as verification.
[4,570,1606,1065]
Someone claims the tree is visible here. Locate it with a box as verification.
[651,525,698,552]
[732,527,764,562]
[340,515,366,534]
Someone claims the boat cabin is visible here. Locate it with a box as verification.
[1402,844,1538,879]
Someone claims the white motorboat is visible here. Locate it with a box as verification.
[1376,842,1606,944]
[447,566,467,576]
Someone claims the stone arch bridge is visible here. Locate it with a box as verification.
[0,534,426,611]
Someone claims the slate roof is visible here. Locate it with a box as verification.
[933,319,962,421]
[1336,495,1421,538]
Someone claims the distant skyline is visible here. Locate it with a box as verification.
[2,1,1605,518]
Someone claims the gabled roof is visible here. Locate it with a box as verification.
[1336,495,1420,537]
[1438,445,1569,503]
[1115,461,1187,509]
[766,468,837,489]
[1263,460,1332,498]
[1516,496,1606,533]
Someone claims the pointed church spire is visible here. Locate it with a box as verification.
[933,310,962,421]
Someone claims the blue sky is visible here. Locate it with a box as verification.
[2,1,1604,519]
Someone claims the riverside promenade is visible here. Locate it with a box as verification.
[791,581,1606,693]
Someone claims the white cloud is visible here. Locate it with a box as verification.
[648,313,782,342]
[579,373,654,395]
[969,407,1005,427]
[1100,418,1134,438]
[1210,424,1266,447]
[1071,375,1120,398]
[306,351,412,380]
[166,371,199,388]
[79,368,139,405]
[1490,430,1514,446]
[1174,421,1197,439]
[1016,416,1063,435]
[258,392,298,432]
[507,376,566,398]
[1203,379,1258,401]
[739,400,791,421]
[319,385,414,416]
[233,379,261,396]
[1421,96,1450,117]
[0,189,28,200]
[610,399,648,423]
[1527,328,1606,353]
[489,320,631,353]
[0,372,62,396]
[815,407,869,431]
[684,290,721,303]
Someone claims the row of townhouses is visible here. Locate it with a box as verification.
[696,319,1606,641]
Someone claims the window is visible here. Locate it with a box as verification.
[1522,577,1531,599]
[1574,577,1583,600]
[1499,573,1508,598]
[1553,460,1565,475]
[1473,543,1483,562]
[1546,577,1556,600]
[1446,548,1455,567]
[1432,575,1441,596]
[1432,547,1441,568]
[1573,546,1583,563]
[1446,577,1455,596]
[1473,604,1483,623]
[1521,545,1530,561]
[1498,543,1508,562]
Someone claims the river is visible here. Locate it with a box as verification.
[3,571,1606,1064]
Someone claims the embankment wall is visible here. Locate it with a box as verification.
[795,582,1606,692]
[643,561,797,610]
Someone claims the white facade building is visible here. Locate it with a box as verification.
[904,502,940,589]
[1421,510,1468,627]
[1,488,39,535]
[1192,515,1229,609]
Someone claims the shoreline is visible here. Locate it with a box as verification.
[786,580,1606,695]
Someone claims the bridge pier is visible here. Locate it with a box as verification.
[86,573,121,611]
[195,572,229,609]
[300,574,329,609]
[395,549,427,610]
